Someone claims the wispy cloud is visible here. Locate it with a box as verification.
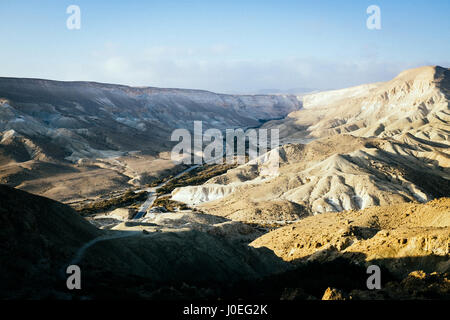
[75,44,448,93]
[3,42,448,93]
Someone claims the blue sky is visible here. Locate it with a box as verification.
[0,0,449,93]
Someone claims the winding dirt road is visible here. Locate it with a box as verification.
[133,164,201,219]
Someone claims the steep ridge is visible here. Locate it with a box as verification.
[266,66,449,144]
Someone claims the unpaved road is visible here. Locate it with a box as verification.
[68,231,142,266]
[67,164,202,267]
[134,164,201,219]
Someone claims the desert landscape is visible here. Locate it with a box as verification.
[0,65,448,300]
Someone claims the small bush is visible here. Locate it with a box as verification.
[76,190,148,215]
[157,163,235,196]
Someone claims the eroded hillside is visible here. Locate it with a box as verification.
[171,66,450,221]
[0,79,300,202]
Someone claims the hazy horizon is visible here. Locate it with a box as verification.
[1,0,449,93]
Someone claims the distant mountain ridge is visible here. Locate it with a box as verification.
[268,65,449,143]
[0,77,301,162]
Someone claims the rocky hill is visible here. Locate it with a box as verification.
[251,198,449,272]
[247,198,449,300]
[266,66,449,144]
[172,134,449,219]
[171,66,450,221]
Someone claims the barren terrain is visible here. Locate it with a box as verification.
[172,66,450,222]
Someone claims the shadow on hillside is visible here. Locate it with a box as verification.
[210,248,450,301]
[1,219,448,300]
[344,140,450,199]
[58,236,449,300]
[1,181,448,300]
[377,148,450,198]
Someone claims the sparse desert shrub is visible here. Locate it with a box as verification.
[152,196,189,211]
[157,163,235,195]
[75,190,148,215]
